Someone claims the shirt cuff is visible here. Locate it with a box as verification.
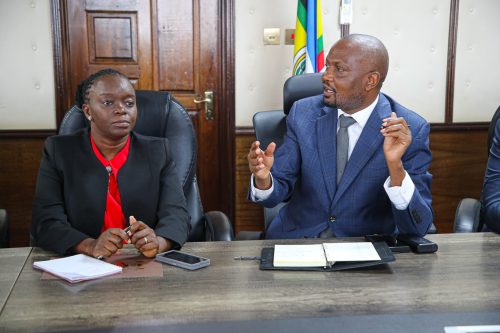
[250,174,274,201]
[383,171,415,210]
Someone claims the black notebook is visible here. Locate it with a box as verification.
[259,242,395,271]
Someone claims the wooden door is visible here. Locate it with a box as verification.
[53,0,234,218]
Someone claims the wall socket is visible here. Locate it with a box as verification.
[263,28,280,45]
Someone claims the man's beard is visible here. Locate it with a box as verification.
[324,92,365,112]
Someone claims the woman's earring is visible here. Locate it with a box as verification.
[88,116,92,121]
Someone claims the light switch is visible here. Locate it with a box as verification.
[263,28,280,45]
[285,29,295,45]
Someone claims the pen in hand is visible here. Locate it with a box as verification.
[380,117,411,130]
[123,225,132,237]
[380,124,411,129]
[96,226,133,260]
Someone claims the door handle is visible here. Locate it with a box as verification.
[193,91,214,120]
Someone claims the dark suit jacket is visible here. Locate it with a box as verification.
[483,119,500,232]
[252,93,433,239]
[32,129,191,255]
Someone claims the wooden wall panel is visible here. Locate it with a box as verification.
[234,129,489,235]
[0,138,45,247]
[429,130,488,232]
[234,134,263,234]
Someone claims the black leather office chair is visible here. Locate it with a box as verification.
[454,105,500,232]
[236,73,324,240]
[0,209,8,248]
[59,90,233,242]
[252,72,325,150]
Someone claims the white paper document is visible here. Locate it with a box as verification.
[273,244,327,267]
[273,242,381,268]
[33,254,122,283]
[322,242,381,262]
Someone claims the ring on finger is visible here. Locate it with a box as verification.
[144,237,148,244]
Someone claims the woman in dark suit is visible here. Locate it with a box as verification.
[32,69,190,258]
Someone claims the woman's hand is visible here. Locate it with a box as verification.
[75,228,129,259]
[128,216,172,257]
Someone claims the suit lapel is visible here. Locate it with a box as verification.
[119,133,146,220]
[333,95,392,203]
[80,129,109,230]
[317,106,338,202]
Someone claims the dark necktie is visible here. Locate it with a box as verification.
[336,114,356,184]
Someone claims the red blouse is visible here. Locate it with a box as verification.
[90,135,131,232]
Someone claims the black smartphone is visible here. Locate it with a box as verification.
[365,234,411,253]
[155,250,210,270]
[396,234,438,254]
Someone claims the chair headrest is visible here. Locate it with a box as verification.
[283,72,324,114]
[134,90,170,137]
[58,105,89,134]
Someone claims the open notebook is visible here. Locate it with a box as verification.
[260,242,395,271]
[33,254,123,283]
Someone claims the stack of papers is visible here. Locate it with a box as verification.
[33,254,122,283]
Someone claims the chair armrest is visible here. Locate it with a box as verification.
[204,211,234,241]
[0,209,8,248]
[454,198,481,233]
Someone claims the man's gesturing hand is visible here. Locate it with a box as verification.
[247,141,276,190]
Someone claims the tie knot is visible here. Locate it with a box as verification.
[339,114,356,128]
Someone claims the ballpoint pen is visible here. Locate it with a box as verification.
[380,124,411,129]
[233,256,261,261]
[123,225,132,236]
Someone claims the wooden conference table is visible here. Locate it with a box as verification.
[0,233,499,333]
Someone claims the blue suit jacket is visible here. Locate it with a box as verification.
[254,93,433,239]
[482,119,500,232]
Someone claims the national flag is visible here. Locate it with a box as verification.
[293,0,325,75]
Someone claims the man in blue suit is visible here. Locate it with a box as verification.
[483,118,500,232]
[247,34,433,239]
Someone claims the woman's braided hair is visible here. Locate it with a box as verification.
[75,68,129,108]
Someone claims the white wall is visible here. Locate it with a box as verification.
[349,0,450,123]
[1,1,498,129]
[235,0,500,127]
[453,0,500,122]
[235,0,339,127]
[0,0,56,130]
